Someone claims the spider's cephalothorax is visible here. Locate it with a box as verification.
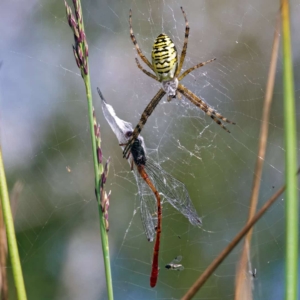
[123,7,236,158]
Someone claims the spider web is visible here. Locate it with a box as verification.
[1,0,300,299]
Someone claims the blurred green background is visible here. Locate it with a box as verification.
[1,0,300,299]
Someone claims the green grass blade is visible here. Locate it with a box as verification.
[64,0,114,298]
[83,75,114,300]
[281,1,299,299]
[0,148,27,300]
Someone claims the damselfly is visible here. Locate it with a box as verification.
[98,88,202,287]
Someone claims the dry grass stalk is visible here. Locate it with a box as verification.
[234,14,281,300]
[181,168,299,300]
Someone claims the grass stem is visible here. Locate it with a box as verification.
[64,1,114,298]
[0,149,27,300]
[84,77,114,299]
[281,1,299,299]
[234,13,280,300]
[181,167,300,300]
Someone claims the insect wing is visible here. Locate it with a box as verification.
[100,91,157,242]
[99,88,133,145]
[100,90,199,241]
[133,170,157,242]
[144,159,202,227]
[172,255,183,263]
[100,88,147,156]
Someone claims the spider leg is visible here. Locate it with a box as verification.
[123,88,166,158]
[135,58,159,81]
[120,144,132,159]
[177,83,235,133]
[175,6,190,77]
[129,9,155,72]
[178,58,216,81]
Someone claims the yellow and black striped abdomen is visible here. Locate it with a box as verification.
[152,34,178,82]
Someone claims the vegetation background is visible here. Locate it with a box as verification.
[1,0,299,299]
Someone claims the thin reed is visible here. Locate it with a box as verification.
[281,0,299,299]
[64,1,114,299]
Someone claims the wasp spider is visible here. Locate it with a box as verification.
[123,7,235,158]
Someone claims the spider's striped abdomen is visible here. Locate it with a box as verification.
[152,34,178,82]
